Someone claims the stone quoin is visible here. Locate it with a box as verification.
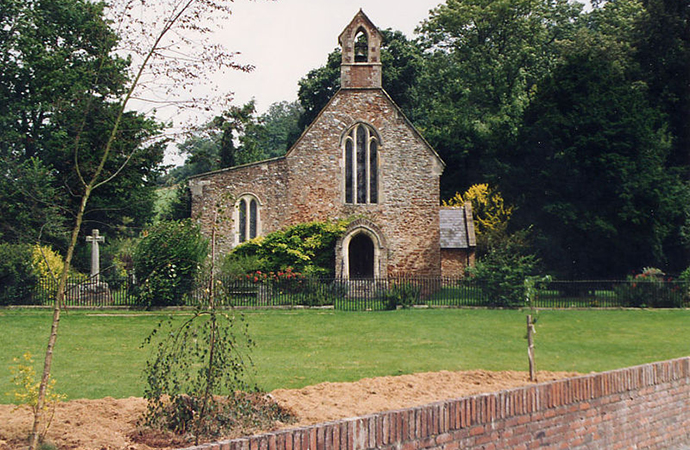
[189,10,476,278]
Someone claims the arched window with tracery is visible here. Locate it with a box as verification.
[344,123,378,204]
[236,195,260,244]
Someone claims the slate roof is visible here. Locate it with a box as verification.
[440,204,477,249]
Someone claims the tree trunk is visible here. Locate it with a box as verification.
[28,192,90,449]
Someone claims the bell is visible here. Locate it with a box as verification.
[354,40,368,63]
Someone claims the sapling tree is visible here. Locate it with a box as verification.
[524,275,551,382]
[142,304,256,442]
[25,0,252,448]
[141,200,290,443]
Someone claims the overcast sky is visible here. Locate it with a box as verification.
[210,0,443,112]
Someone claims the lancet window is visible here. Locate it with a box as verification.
[344,124,379,204]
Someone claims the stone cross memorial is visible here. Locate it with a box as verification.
[86,229,104,283]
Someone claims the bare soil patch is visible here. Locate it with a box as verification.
[0,370,578,450]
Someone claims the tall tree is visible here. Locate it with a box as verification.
[256,100,305,157]
[0,0,163,252]
[0,158,66,245]
[166,100,305,185]
[416,0,583,197]
[213,100,263,168]
[499,25,689,278]
[634,0,690,169]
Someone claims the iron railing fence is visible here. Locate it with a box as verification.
[18,272,140,307]
[5,275,690,310]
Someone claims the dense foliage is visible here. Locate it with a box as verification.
[0,244,37,305]
[0,0,165,270]
[465,229,540,307]
[133,220,208,307]
[225,220,349,278]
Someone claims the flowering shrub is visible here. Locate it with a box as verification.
[615,267,685,308]
[237,268,331,306]
[31,245,65,299]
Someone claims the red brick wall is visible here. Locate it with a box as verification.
[184,357,690,450]
[440,249,475,278]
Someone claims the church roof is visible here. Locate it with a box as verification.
[440,204,476,249]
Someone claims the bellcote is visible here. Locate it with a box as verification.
[338,10,383,89]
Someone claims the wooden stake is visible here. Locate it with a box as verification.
[527,315,536,382]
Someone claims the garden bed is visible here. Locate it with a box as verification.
[0,369,578,450]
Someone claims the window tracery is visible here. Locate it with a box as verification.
[344,124,378,204]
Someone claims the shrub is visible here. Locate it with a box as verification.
[8,353,66,442]
[615,267,685,308]
[133,220,208,308]
[142,306,293,443]
[31,245,65,300]
[382,281,421,310]
[0,243,37,305]
[230,220,349,277]
[242,269,331,306]
[465,229,539,307]
[221,253,263,279]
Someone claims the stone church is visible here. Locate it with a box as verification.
[189,10,476,279]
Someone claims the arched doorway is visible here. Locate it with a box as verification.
[336,219,387,279]
[348,233,374,279]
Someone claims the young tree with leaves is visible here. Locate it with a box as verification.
[15,0,252,447]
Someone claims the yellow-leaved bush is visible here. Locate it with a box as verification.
[7,352,66,441]
[443,183,513,237]
[31,245,65,299]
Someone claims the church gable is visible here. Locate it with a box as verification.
[284,88,442,219]
[189,10,473,278]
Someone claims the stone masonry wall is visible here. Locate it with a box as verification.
[189,89,444,276]
[180,357,690,450]
[189,158,290,256]
[286,88,444,277]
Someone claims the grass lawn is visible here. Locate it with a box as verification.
[1,307,689,403]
